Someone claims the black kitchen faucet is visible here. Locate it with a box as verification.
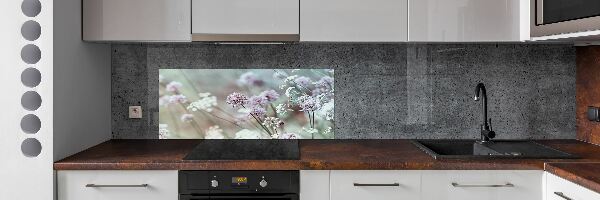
[474,83,495,142]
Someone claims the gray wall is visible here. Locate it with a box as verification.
[112,43,576,139]
[54,0,111,161]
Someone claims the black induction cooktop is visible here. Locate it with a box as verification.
[183,140,300,160]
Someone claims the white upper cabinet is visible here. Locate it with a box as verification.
[300,0,408,42]
[409,0,530,42]
[83,0,191,42]
[191,0,300,41]
[80,0,532,42]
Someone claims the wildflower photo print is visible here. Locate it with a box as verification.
[158,69,335,139]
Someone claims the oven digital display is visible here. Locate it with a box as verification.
[232,177,248,186]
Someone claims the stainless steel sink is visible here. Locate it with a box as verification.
[411,140,578,160]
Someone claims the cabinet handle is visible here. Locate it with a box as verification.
[353,183,400,187]
[451,182,514,188]
[553,192,573,200]
[85,184,149,188]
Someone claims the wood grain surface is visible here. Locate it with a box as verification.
[577,46,600,144]
[54,139,600,170]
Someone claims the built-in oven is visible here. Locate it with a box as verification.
[179,171,299,200]
[532,0,600,37]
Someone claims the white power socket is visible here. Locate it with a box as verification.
[129,106,142,119]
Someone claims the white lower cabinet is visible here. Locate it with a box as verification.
[545,172,600,200]
[319,170,544,200]
[55,170,600,200]
[300,170,330,200]
[330,170,421,200]
[421,170,543,200]
[301,170,330,200]
[57,170,178,200]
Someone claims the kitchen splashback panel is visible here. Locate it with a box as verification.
[112,43,576,139]
[159,69,334,139]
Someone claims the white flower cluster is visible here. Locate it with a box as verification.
[262,117,283,129]
[280,75,298,90]
[204,126,225,139]
[279,132,300,139]
[187,93,217,112]
[302,127,319,138]
[323,127,333,136]
[234,129,271,139]
[159,124,170,139]
[317,100,334,121]
[298,95,321,112]
[284,87,299,97]
[276,104,293,116]
[262,117,284,138]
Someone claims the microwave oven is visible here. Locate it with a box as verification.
[531,0,600,37]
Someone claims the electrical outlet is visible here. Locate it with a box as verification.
[588,106,600,122]
[129,106,142,119]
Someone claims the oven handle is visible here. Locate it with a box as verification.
[85,184,148,188]
[180,194,298,200]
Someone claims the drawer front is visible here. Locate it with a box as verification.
[57,170,178,200]
[422,170,543,200]
[330,170,420,200]
[300,170,330,200]
[545,172,600,200]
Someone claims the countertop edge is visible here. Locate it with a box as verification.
[545,162,600,194]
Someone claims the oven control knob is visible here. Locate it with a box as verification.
[259,179,268,188]
[211,180,219,188]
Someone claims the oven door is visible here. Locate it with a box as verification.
[532,0,600,37]
[180,194,299,200]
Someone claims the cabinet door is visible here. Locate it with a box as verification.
[545,172,600,200]
[421,170,543,200]
[300,170,330,200]
[82,0,191,42]
[301,0,408,42]
[330,170,420,200]
[409,0,528,42]
[57,170,178,200]
[191,0,299,41]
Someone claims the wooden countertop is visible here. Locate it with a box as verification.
[54,139,600,194]
[54,139,600,170]
[545,162,600,194]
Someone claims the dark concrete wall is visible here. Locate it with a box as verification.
[112,43,576,139]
